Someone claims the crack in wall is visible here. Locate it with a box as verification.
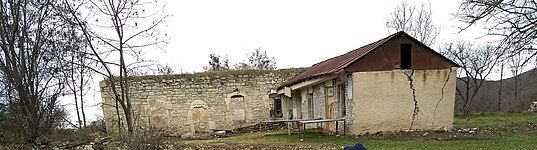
[433,68,453,119]
[403,70,419,130]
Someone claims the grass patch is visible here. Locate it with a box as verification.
[454,113,537,129]
[178,113,537,149]
[265,131,356,145]
[263,131,537,149]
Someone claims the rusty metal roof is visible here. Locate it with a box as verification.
[281,33,396,87]
[280,31,458,88]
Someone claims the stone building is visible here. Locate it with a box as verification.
[275,31,459,135]
[100,68,303,136]
[101,31,459,136]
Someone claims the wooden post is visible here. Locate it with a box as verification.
[343,120,346,135]
[336,120,339,135]
[303,123,306,135]
[287,122,291,135]
[298,122,301,138]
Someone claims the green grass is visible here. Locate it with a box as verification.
[206,113,537,149]
[454,113,537,129]
[262,131,537,149]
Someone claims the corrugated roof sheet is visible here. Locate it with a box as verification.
[281,31,459,88]
[281,32,398,87]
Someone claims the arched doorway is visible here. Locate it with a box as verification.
[225,91,249,128]
[229,95,246,122]
[190,100,209,133]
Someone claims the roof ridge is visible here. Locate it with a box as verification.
[281,32,404,88]
[338,32,402,68]
[308,32,401,68]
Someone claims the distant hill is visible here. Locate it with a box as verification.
[455,68,537,114]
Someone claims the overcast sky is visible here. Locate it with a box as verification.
[64,0,501,124]
[157,0,490,73]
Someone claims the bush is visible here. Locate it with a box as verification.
[124,127,166,150]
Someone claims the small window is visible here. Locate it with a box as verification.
[274,98,282,117]
[400,44,412,69]
[307,93,314,119]
[337,84,346,117]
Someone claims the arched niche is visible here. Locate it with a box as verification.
[224,91,249,127]
[189,100,210,133]
[147,96,170,128]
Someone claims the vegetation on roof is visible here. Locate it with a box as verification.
[101,68,306,83]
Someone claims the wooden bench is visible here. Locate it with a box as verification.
[298,118,346,135]
[262,118,322,135]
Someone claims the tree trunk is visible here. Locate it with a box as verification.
[71,56,82,128]
[498,63,503,112]
[73,87,81,127]
[80,60,86,127]
[463,79,471,117]
[512,75,519,112]
[120,50,134,135]
[115,95,122,134]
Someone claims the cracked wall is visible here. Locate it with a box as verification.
[402,70,419,130]
[350,68,456,135]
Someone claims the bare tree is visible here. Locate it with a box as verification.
[64,47,82,128]
[442,41,503,116]
[156,64,174,75]
[237,47,277,70]
[0,0,76,143]
[66,0,168,136]
[457,0,537,60]
[63,49,93,128]
[204,53,230,71]
[505,51,532,112]
[498,63,504,112]
[386,0,440,46]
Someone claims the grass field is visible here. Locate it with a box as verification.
[176,113,537,149]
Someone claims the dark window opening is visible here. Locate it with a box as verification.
[274,98,282,117]
[307,93,314,119]
[400,44,412,69]
[337,84,346,117]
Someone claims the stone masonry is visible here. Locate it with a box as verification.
[100,68,304,136]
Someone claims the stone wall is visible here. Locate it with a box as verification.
[351,68,457,135]
[100,68,303,136]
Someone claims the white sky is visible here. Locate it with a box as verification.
[62,0,507,124]
[159,0,490,72]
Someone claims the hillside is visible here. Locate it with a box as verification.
[455,68,537,114]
